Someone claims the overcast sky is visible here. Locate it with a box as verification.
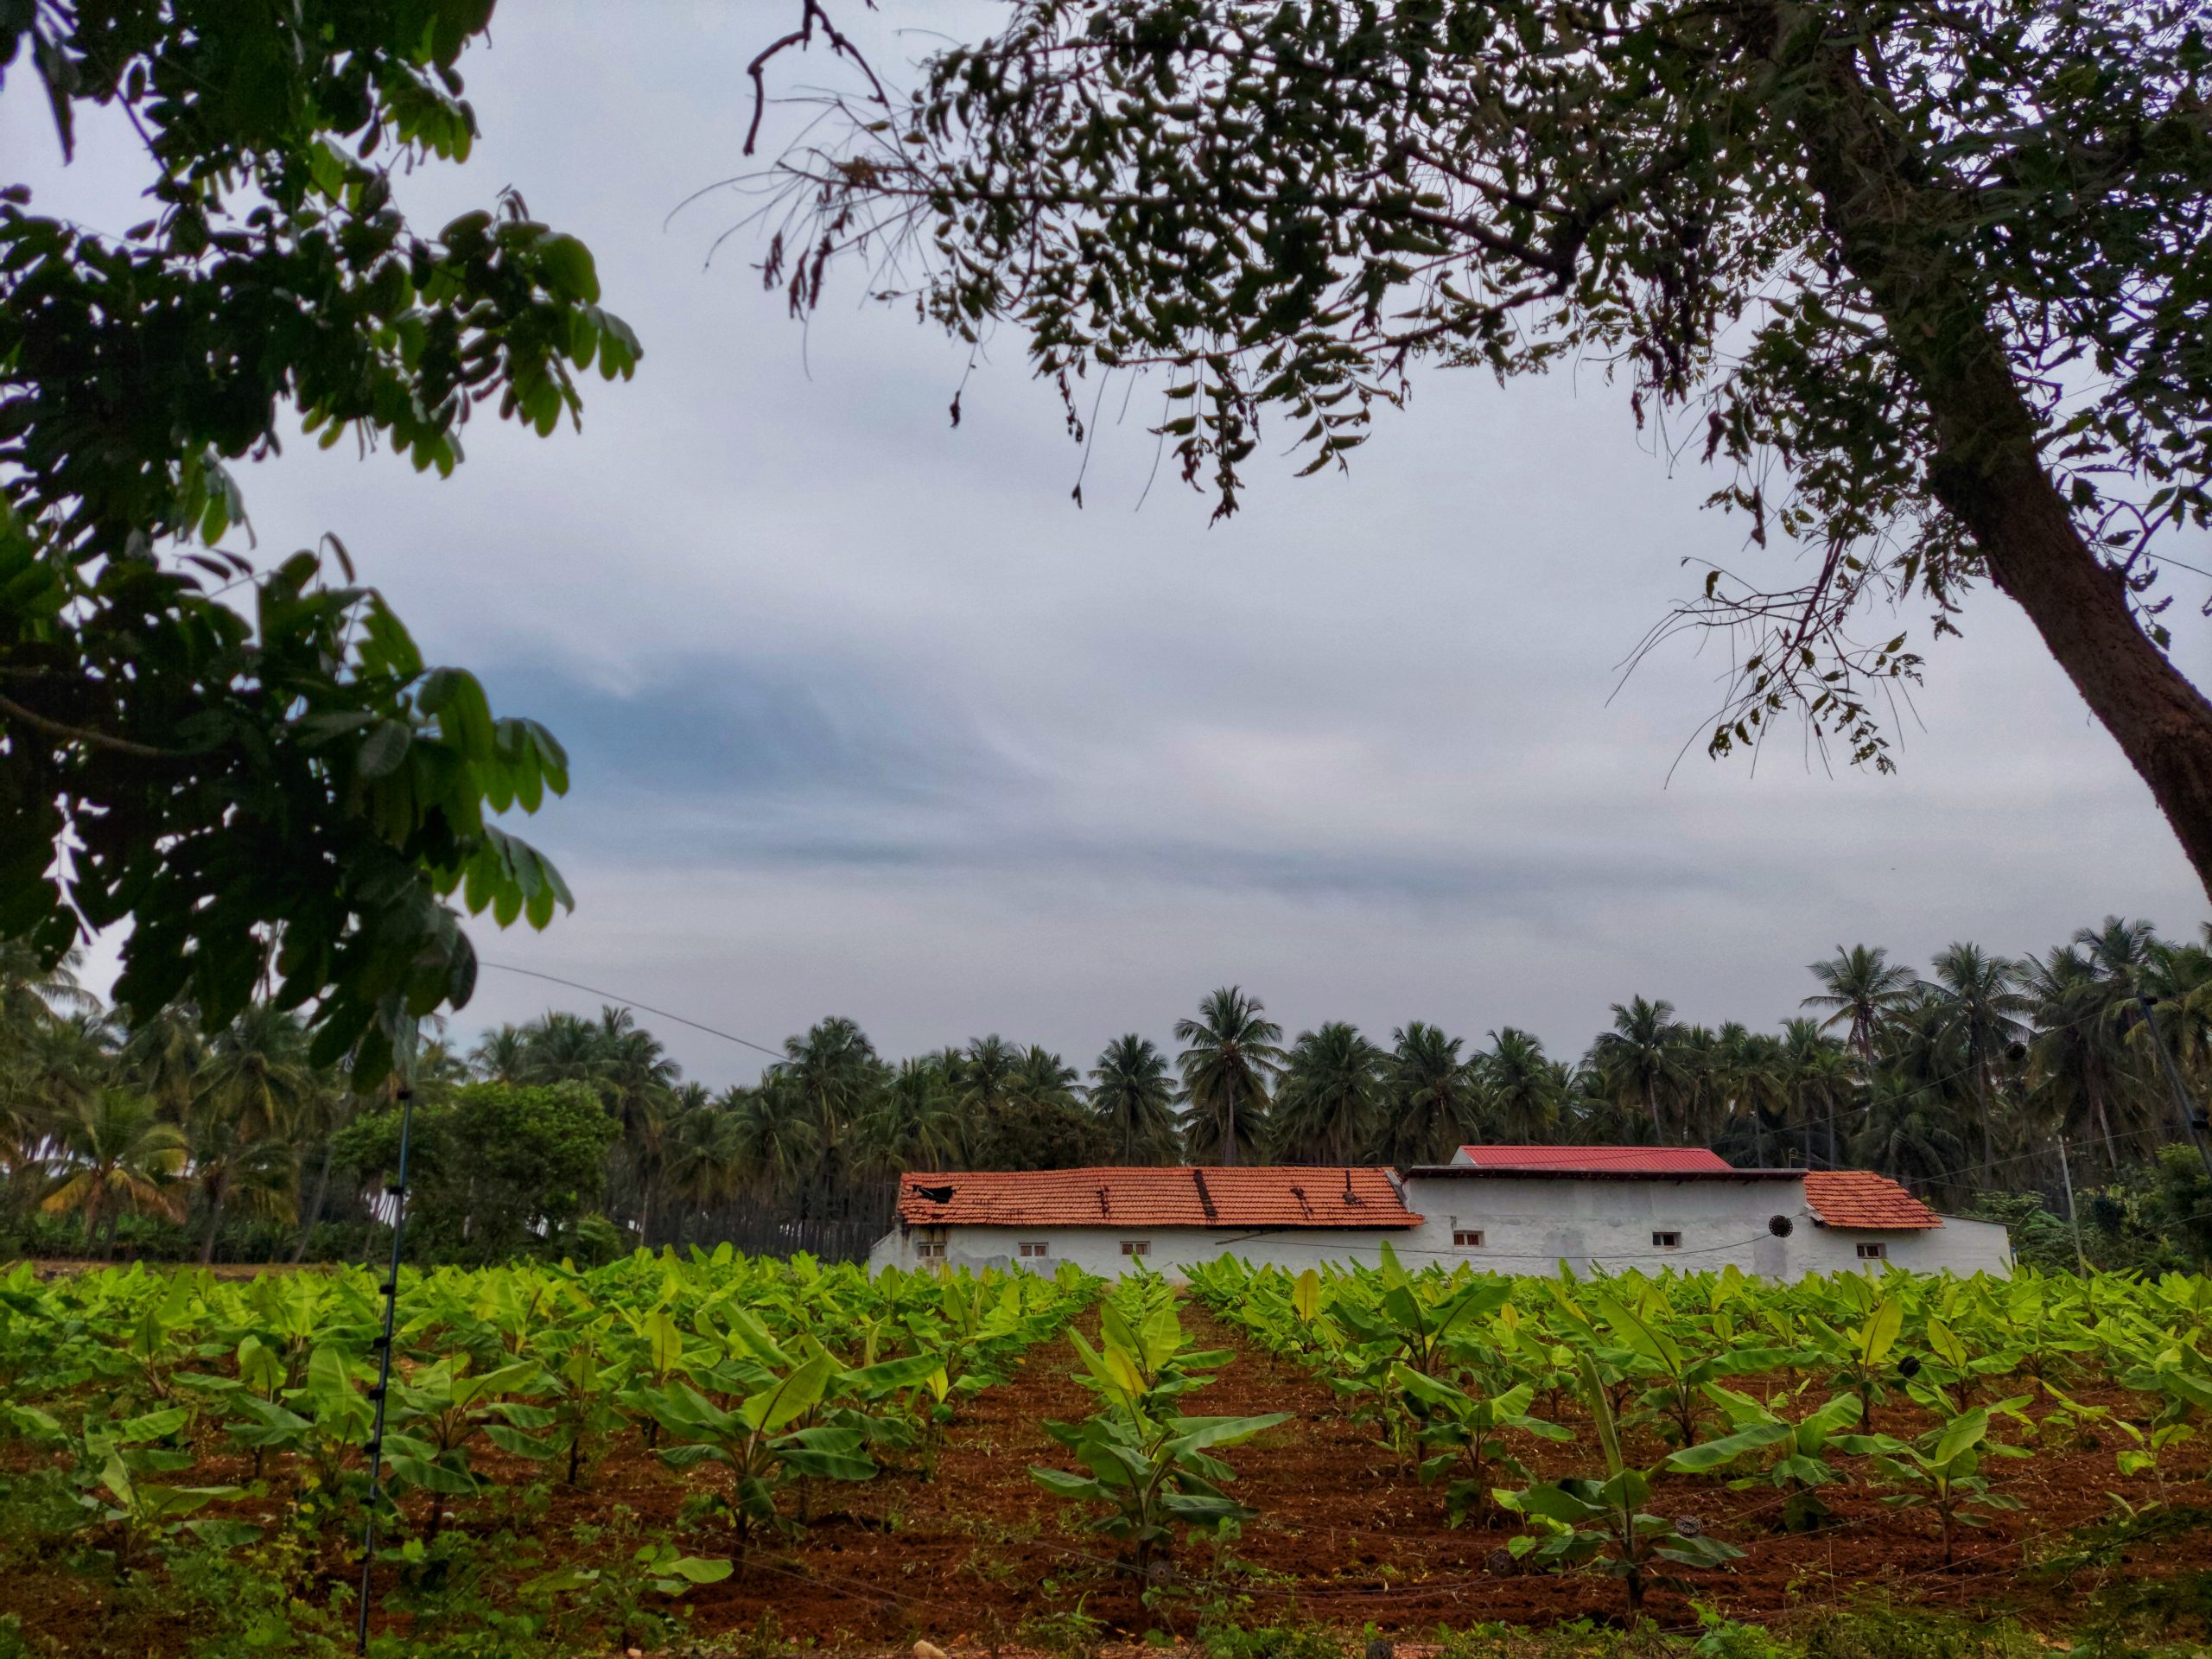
[12,5,2210,1088]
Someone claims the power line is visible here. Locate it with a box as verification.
[474,960,785,1059]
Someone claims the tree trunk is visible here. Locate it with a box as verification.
[200,1181,226,1267]
[1780,19,2212,905]
[291,1139,335,1265]
[2092,1089,2121,1173]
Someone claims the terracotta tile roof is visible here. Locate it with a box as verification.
[1803,1170,1942,1230]
[1455,1145,1737,1173]
[896,1166,1422,1230]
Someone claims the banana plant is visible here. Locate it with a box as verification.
[644,1351,875,1541]
[614,1303,690,1449]
[511,1321,630,1485]
[1866,1401,2030,1564]
[119,1273,207,1403]
[1592,1289,1794,1449]
[1809,1292,1905,1432]
[1663,1384,1891,1531]
[1031,1402,1288,1573]
[1497,1353,1744,1626]
[1069,1289,1234,1415]
[80,1449,249,1570]
[71,1403,247,1570]
[1393,1361,1572,1528]
[382,1357,545,1540]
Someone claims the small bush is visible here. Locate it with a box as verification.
[1797,1609,2043,1659]
[1200,1624,1348,1659]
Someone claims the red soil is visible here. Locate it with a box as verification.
[3,1303,2205,1654]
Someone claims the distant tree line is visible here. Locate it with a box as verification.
[4,915,2212,1266]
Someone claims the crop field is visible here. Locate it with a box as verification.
[2,1252,2211,1658]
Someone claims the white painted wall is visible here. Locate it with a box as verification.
[866,1223,1426,1279]
[867,1176,2013,1281]
[1395,1174,2013,1281]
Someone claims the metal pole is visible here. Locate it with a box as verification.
[2056,1135,2088,1275]
[356,1084,416,1655]
[2135,992,2212,1182]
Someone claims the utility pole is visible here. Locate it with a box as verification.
[2135,991,2212,1183]
[2056,1135,2089,1275]
[356,1036,418,1655]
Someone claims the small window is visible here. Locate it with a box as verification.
[1857,1241,1887,1261]
[1119,1240,1150,1257]
[1019,1241,1051,1259]
[1453,1230,1484,1249]
[1652,1230,1682,1250]
[914,1242,945,1261]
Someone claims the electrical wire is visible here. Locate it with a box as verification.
[474,959,785,1058]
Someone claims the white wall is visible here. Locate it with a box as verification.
[868,1224,1429,1280]
[1398,1173,1802,1277]
[1789,1214,2013,1278]
[1395,1174,2013,1281]
[864,1179,2015,1281]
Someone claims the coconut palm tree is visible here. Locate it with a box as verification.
[591,1007,682,1237]
[862,1056,961,1173]
[118,1005,205,1118]
[1011,1046,1081,1112]
[772,1016,884,1177]
[1086,1035,1181,1165]
[1929,942,2030,1181]
[1474,1027,1566,1143]
[1802,944,1921,1065]
[663,1090,747,1224]
[518,1010,611,1086]
[1872,989,1986,1198]
[179,1102,296,1264]
[1173,987,1283,1166]
[1271,1023,1384,1165]
[187,1005,320,1259]
[469,1024,533,1084]
[1708,1024,1786,1164]
[0,938,95,1038]
[1373,1023,1478,1166]
[726,1075,821,1202]
[41,1090,188,1256]
[1850,1077,1970,1196]
[1587,996,1688,1142]
[951,1035,1020,1164]
[2022,945,2145,1174]
[8,1008,117,1133]
[2075,916,2159,983]
[1778,1018,1854,1166]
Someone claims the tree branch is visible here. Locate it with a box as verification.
[0,692,185,760]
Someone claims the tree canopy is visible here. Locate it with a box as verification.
[0,2,639,1080]
[749,0,2212,895]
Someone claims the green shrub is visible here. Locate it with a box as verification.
[1198,1624,1347,1659]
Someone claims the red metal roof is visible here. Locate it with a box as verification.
[1454,1145,1737,1173]
[896,1166,1422,1230]
[1803,1170,1942,1230]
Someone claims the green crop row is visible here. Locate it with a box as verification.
[1185,1253,2212,1622]
[0,1249,1099,1584]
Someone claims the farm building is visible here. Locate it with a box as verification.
[868,1165,1425,1280]
[1397,1146,2012,1280]
[868,1145,2012,1280]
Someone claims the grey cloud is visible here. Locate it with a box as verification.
[14,5,2209,1090]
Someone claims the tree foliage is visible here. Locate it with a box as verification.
[748,0,2212,895]
[1,2,639,1080]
